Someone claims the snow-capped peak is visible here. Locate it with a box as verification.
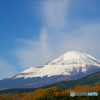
[47,51,100,65]
[13,51,100,79]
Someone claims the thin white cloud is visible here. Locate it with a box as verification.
[14,27,52,68]
[13,0,100,69]
[43,0,69,29]
[55,23,100,59]
[14,23,100,69]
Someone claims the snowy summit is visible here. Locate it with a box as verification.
[14,51,100,79]
[48,51,100,65]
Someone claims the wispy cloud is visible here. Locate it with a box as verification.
[13,22,100,69]
[42,0,69,29]
[54,23,100,58]
[14,27,52,68]
[13,0,100,69]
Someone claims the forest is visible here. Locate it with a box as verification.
[0,85,100,100]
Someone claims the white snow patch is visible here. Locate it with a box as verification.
[13,51,100,79]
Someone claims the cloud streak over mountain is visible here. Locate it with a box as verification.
[13,0,100,68]
[0,0,100,79]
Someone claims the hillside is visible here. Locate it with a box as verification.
[0,72,99,94]
[42,71,100,90]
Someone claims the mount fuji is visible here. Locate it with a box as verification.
[0,51,100,90]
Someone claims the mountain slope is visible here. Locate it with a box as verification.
[0,51,100,89]
[0,72,100,94]
[42,71,100,90]
[47,51,100,65]
[13,51,100,79]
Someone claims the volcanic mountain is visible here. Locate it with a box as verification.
[0,51,100,89]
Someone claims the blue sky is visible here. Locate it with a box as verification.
[0,0,100,79]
